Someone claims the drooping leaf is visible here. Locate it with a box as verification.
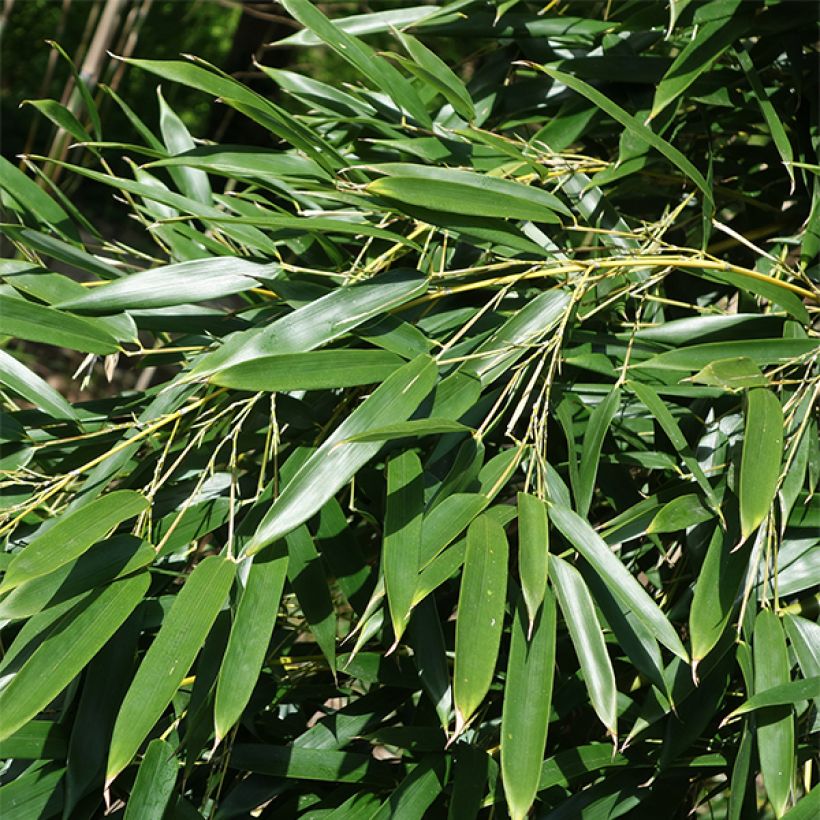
[739,388,783,541]
[501,590,557,820]
[453,513,509,735]
[107,556,236,785]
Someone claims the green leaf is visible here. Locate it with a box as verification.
[0,721,67,761]
[638,339,816,374]
[534,65,714,210]
[211,350,403,392]
[689,356,769,391]
[343,418,471,443]
[395,31,475,121]
[285,526,337,672]
[550,556,617,737]
[123,739,178,820]
[0,293,120,354]
[516,492,549,633]
[0,349,78,420]
[367,167,569,223]
[107,556,236,785]
[0,573,149,742]
[453,513,509,735]
[1,491,149,593]
[245,355,437,554]
[628,380,719,512]
[548,502,688,661]
[689,525,747,665]
[281,0,432,128]
[753,609,794,819]
[576,388,620,516]
[501,590,557,820]
[190,269,427,380]
[157,87,212,206]
[649,0,747,121]
[384,451,424,647]
[647,493,715,533]
[58,257,273,313]
[739,388,783,541]
[0,535,153,621]
[370,758,448,820]
[0,155,77,240]
[214,542,288,743]
[781,785,820,820]
[737,46,794,188]
[729,676,820,719]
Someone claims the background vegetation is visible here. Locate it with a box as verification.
[0,1,818,818]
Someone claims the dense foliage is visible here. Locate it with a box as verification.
[0,1,818,818]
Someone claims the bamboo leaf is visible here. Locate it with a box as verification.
[516,492,549,632]
[107,556,236,785]
[649,0,747,121]
[534,64,714,209]
[190,269,427,380]
[729,677,820,719]
[245,355,437,554]
[211,350,403,393]
[214,542,288,743]
[0,573,149,742]
[0,349,78,420]
[281,0,432,128]
[123,739,178,820]
[739,388,783,541]
[551,556,617,737]
[58,257,273,313]
[576,388,620,516]
[753,609,794,819]
[453,514,509,735]
[0,293,119,354]
[1,491,149,593]
[501,590,557,820]
[383,451,424,647]
[548,502,688,661]
[367,168,569,223]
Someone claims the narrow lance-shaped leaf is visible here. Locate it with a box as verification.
[689,523,748,668]
[628,380,720,513]
[551,556,617,738]
[157,86,212,206]
[214,542,288,744]
[453,514,509,736]
[548,502,688,661]
[753,609,794,819]
[0,293,119,354]
[245,355,437,554]
[739,388,783,542]
[0,349,78,421]
[285,526,337,673]
[0,573,149,742]
[728,677,820,719]
[281,0,432,128]
[1,491,149,593]
[367,166,569,224]
[123,739,178,820]
[189,269,427,380]
[517,492,549,633]
[58,257,274,314]
[211,350,403,393]
[383,450,424,649]
[649,0,746,121]
[533,64,714,210]
[576,388,620,517]
[501,590,557,820]
[107,556,236,786]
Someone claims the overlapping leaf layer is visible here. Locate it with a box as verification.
[0,2,817,818]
